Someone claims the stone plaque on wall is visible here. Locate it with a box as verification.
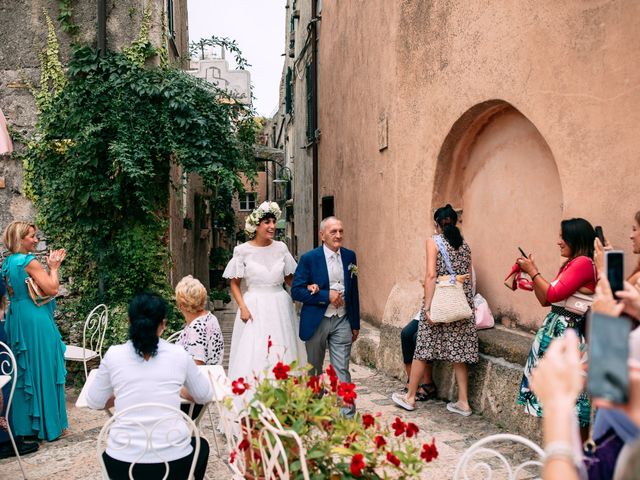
[378,114,388,151]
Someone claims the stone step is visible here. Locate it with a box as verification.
[355,320,542,443]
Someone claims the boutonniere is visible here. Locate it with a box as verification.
[348,263,359,278]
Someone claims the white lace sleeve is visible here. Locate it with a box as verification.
[222,246,245,279]
[281,243,297,276]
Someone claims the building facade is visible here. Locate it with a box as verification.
[269,0,317,258]
[280,0,640,333]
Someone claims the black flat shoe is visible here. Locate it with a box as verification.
[0,438,39,459]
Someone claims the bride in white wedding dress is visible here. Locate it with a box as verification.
[223,202,306,382]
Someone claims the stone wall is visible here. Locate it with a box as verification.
[0,0,188,230]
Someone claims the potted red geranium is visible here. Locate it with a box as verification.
[226,357,438,479]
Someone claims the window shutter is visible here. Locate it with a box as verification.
[306,62,313,143]
[285,67,293,114]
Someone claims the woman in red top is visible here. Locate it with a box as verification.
[516,218,597,430]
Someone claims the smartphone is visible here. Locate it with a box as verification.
[587,311,632,403]
[518,247,528,259]
[605,250,624,299]
[595,226,606,246]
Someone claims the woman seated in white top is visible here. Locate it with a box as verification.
[86,292,213,480]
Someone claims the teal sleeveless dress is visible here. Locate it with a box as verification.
[2,253,68,441]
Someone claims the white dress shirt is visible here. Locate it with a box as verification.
[86,340,213,463]
[323,244,346,317]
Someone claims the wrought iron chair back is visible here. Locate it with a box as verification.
[254,401,310,480]
[0,340,27,479]
[97,402,201,480]
[83,304,109,362]
[453,433,544,480]
[166,329,184,344]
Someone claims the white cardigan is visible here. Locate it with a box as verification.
[87,339,213,463]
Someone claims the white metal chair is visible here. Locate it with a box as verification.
[166,329,184,344]
[97,402,201,480]
[64,304,109,379]
[254,401,310,480]
[0,340,27,479]
[453,433,544,480]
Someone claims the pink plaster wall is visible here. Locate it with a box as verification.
[317,0,640,328]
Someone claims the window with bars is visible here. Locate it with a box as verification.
[239,192,257,211]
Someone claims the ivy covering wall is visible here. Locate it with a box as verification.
[21,12,257,345]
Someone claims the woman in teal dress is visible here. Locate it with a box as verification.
[2,221,67,441]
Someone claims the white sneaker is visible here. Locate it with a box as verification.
[446,401,472,417]
[392,392,416,411]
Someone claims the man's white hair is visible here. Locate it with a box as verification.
[319,216,341,232]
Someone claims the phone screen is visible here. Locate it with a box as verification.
[587,312,631,403]
[606,251,624,297]
[595,226,606,245]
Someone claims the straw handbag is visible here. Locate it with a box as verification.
[429,236,472,324]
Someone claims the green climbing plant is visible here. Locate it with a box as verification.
[57,0,79,37]
[21,14,257,348]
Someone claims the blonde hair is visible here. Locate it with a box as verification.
[2,221,36,253]
[175,275,207,313]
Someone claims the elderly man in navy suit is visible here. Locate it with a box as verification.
[292,217,360,414]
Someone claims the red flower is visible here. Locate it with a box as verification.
[421,438,439,462]
[325,364,339,392]
[362,413,375,428]
[386,451,401,467]
[272,361,291,380]
[231,377,249,395]
[238,439,250,451]
[337,382,357,405]
[392,417,406,437]
[350,453,365,477]
[267,335,273,353]
[405,422,419,438]
[374,435,387,449]
[344,432,358,448]
[307,375,322,394]
[229,450,237,464]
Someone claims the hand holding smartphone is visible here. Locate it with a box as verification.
[587,311,631,403]
[595,226,606,246]
[605,250,625,299]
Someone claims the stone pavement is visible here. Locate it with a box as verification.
[0,304,539,479]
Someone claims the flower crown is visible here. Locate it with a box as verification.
[245,201,281,238]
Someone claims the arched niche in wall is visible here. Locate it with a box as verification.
[432,100,563,330]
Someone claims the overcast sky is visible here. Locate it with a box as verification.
[187,0,286,117]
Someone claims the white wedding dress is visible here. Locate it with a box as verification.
[223,241,306,382]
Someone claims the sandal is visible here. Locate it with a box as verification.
[416,383,437,401]
[446,401,472,417]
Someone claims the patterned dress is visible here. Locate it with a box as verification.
[517,257,596,427]
[177,311,224,365]
[414,235,478,364]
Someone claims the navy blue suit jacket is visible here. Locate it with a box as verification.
[291,246,360,341]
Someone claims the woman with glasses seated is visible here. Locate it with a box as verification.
[86,292,213,480]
